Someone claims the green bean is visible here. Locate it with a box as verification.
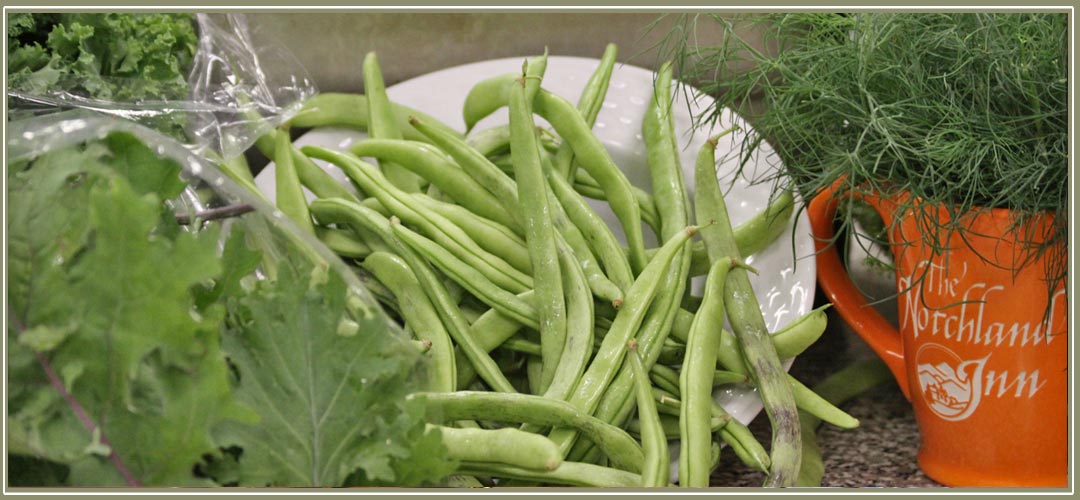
[588,248,691,436]
[363,51,422,192]
[350,138,515,228]
[574,168,660,230]
[303,146,534,294]
[307,198,517,393]
[410,117,522,229]
[287,92,462,143]
[787,375,860,429]
[523,48,549,103]
[652,393,729,429]
[526,355,544,395]
[727,189,795,258]
[435,425,561,471]
[533,88,648,274]
[488,152,516,175]
[542,235,595,402]
[462,74,516,133]
[454,292,533,389]
[627,411,732,441]
[795,360,892,487]
[627,340,669,487]
[355,269,400,317]
[656,339,687,367]
[463,124,561,159]
[648,189,796,276]
[498,337,542,356]
[671,305,828,362]
[361,252,456,392]
[254,129,360,204]
[642,61,691,241]
[548,225,696,455]
[415,391,642,473]
[412,193,531,274]
[314,226,372,259]
[679,258,733,487]
[510,75,567,393]
[391,221,539,330]
[272,128,315,234]
[580,63,695,436]
[572,180,661,235]
[410,339,433,353]
[546,163,635,296]
[462,51,548,132]
[553,43,617,181]
[769,305,830,360]
[458,303,486,324]
[677,305,854,429]
[212,150,265,200]
[383,216,518,394]
[648,363,682,399]
[650,391,770,474]
[525,131,626,308]
[713,370,750,387]
[714,405,771,474]
[456,461,641,487]
[809,360,893,428]
[541,168,625,307]
[465,124,514,158]
[627,414,680,440]
[695,134,800,487]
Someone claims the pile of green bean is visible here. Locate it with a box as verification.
[245,45,857,488]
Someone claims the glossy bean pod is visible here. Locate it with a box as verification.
[435,425,562,471]
[627,341,669,487]
[553,43,618,181]
[363,51,422,192]
[694,132,800,487]
[287,92,461,143]
[509,75,567,393]
[411,193,531,273]
[679,258,733,487]
[414,391,642,473]
[547,225,696,455]
[361,252,456,392]
[350,138,514,228]
[302,146,534,294]
[307,197,517,393]
[391,221,539,330]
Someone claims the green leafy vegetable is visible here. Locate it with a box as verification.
[213,255,453,486]
[6,128,449,487]
[7,13,198,137]
[8,13,197,100]
[7,134,254,486]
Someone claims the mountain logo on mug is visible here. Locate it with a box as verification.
[915,343,989,421]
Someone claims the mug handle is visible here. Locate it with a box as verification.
[807,179,911,399]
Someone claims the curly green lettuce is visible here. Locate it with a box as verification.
[8,13,197,100]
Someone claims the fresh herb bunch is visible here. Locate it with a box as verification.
[6,128,452,487]
[652,12,1068,291]
[7,12,198,137]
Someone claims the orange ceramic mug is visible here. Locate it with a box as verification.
[808,180,1068,487]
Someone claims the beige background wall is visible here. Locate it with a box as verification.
[244,13,744,91]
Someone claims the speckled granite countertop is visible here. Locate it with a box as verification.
[710,306,944,488]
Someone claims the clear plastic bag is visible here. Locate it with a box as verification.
[6,13,316,161]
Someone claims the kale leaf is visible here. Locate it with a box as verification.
[6,130,449,487]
